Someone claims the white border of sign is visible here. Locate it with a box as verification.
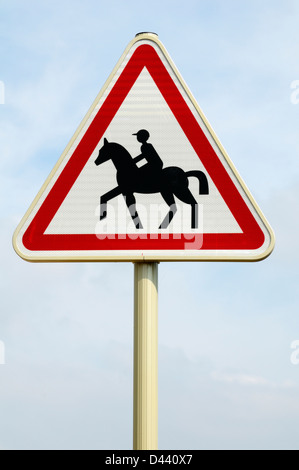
[13,33,275,262]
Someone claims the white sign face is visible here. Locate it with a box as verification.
[13,33,274,262]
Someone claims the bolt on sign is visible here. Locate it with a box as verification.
[13,33,274,262]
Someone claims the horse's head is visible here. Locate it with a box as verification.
[95,137,133,169]
[94,138,110,166]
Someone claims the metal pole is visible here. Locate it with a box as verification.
[133,262,158,450]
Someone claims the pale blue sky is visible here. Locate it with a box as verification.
[1,0,299,450]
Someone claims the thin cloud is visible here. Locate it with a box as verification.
[211,371,297,389]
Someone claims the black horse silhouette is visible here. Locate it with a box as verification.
[94,138,209,230]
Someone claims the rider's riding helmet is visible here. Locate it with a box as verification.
[132,129,150,143]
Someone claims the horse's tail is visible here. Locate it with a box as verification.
[186,171,209,195]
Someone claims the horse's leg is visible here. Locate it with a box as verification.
[124,193,143,229]
[191,203,198,229]
[174,187,198,229]
[100,186,122,220]
[159,192,177,229]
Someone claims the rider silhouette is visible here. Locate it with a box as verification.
[133,130,163,182]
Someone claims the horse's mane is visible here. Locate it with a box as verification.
[109,142,133,160]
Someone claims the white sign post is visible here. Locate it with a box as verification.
[133,262,158,450]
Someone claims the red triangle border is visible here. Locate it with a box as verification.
[22,44,265,253]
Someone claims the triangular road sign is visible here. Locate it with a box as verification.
[13,33,274,262]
